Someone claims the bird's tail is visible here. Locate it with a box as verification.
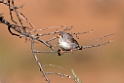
[77,46,82,50]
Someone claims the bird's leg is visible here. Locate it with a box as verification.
[57,49,61,56]
[57,49,65,56]
[70,49,74,54]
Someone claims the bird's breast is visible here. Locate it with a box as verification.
[58,41,72,50]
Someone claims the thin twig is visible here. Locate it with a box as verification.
[31,38,50,83]
[45,72,78,83]
[93,33,115,45]
[8,0,17,24]
[43,64,65,70]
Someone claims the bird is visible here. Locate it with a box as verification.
[57,31,82,53]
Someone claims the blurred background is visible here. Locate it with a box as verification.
[0,0,124,83]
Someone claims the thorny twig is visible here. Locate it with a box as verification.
[0,0,114,83]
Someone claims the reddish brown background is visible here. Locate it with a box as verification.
[0,0,124,83]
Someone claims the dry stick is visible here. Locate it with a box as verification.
[71,29,93,39]
[11,0,23,26]
[82,40,113,49]
[33,50,56,53]
[81,33,114,49]
[1,0,33,30]
[8,25,20,36]
[93,33,115,45]
[71,29,93,35]
[8,0,26,33]
[10,0,34,41]
[37,38,56,51]
[1,0,26,32]
[46,37,57,43]
[45,72,78,83]
[35,26,73,36]
[31,38,50,83]
[31,25,71,36]
[8,0,17,24]
[31,25,64,33]
[7,0,22,36]
[0,0,24,10]
[19,12,34,29]
[43,64,65,70]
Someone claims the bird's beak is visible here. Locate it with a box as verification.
[57,34,61,38]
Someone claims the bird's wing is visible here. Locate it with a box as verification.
[70,37,79,45]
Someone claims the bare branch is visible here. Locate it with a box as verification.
[45,72,78,83]
[93,33,115,45]
[31,38,50,83]
[43,64,65,70]
[71,29,93,39]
